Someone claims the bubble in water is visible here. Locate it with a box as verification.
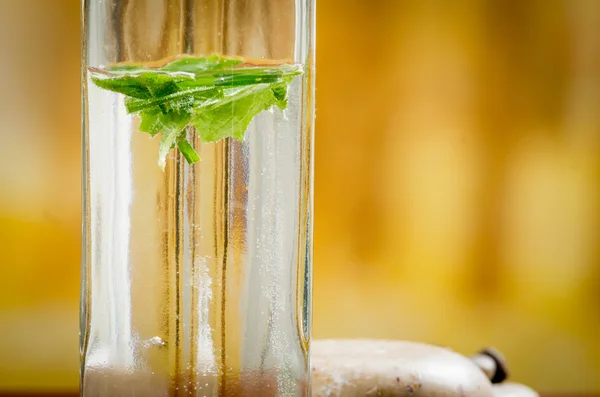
[141,336,165,349]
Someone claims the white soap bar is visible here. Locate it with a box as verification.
[492,383,539,397]
[312,339,494,397]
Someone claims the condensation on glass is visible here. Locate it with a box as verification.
[80,1,315,396]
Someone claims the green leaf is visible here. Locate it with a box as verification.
[271,81,290,110]
[91,75,154,99]
[153,107,194,168]
[106,64,145,72]
[158,127,182,170]
[177,137,200,164]
[91,72,191,99]
[89,55,302,168]
[143,73,182,97]
[138,107,162,136]
[191,84,282,143]
[124,86,220,114]
[162,54,244,73]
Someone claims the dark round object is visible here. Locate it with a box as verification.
[478,347,509,384]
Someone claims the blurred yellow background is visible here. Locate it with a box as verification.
[1,0,599,393]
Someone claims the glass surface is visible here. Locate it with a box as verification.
[80,1,315,396]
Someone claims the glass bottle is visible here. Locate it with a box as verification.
[80,1,315,396]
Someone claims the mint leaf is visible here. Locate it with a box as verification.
[138,107,162,136]
[91,72,192,99]
[162,54,243,73]
[177,137,200,164]
[89,55,302,170]
[271,81,290,110]
[143,73,182,97]
[91,75,155,99]
[105,64,146,72]
[124,86,220,114]
[156,111,191,168]
[191,84,284,142]
[158,128,181,169]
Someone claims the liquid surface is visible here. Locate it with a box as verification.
[82,60,312,397]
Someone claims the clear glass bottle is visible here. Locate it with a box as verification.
[80,1,315,396]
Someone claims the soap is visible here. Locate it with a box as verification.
[312,339,494,397]
[492,383,539,397]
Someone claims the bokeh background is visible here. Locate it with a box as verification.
[1,0,599,393]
